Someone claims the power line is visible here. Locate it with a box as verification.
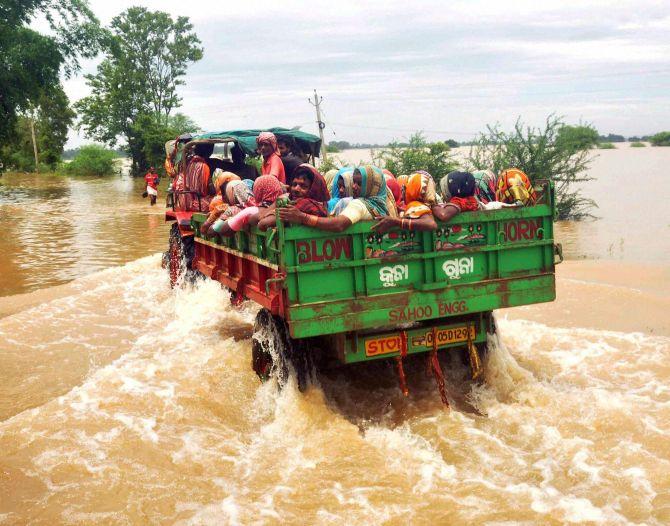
[327,121,479,136]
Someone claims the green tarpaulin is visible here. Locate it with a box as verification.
[196,128,322,158]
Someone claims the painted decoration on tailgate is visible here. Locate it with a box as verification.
[365,335,402,357]
[499,218,544,243]
[435,223,486,251]
[365,231,420,259]
[296,237,351,264]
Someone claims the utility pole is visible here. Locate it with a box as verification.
[308,89,327,162]
[29,115,39,173]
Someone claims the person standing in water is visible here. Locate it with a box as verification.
[144,167,160,206]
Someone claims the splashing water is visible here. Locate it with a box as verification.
[1,256,669,525]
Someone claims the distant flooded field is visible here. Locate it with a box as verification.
[336,144,670,263]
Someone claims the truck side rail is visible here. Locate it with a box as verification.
[191,180,557,338]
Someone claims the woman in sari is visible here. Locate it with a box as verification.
[372,170,438,233]
[327,166,354,213]
[199,170,240,234]
[279,165,395,232]
[323,169,338,197]
[496,168,536,205]
[180,143,214,212]
[472,169,497,204]
[382,169,402,210]
[257,164,330,230]
[208,175,283,237]
[434,171,480,222]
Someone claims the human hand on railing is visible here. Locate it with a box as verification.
[371,216,401,234]
[277,205,306,225]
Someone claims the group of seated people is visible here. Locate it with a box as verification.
[180,131,537,237]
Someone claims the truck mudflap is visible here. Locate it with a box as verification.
[342,313,490,405]
[343,315,487,364]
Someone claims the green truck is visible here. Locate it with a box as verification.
[181,178,561,404]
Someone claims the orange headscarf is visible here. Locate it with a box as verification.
[403,171,437,218]
[207,171,240,220]
[213,170,240,195]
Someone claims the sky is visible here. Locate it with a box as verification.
[60,0,670,148]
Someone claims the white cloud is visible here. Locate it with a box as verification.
[63,0,670,147]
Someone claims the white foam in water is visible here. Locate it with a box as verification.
[2,256,670,524]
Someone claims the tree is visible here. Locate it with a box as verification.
[61,144,117,176]
[444,139,459,148]
[76,7,203,174]
[467,115,597,220]
[330,140,351,150]
[374,132,458,183]
[650,132,670,146]
[35,87,76,167]
[131,113,200,172]
[555,124,599,153]
[0,0,101,144]
[598,133,625,143]
[0,86,76,171]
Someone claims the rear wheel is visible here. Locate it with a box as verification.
[252,309,311,391]
[167,223,198,288]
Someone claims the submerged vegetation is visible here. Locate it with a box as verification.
[598,142,616,149]
[630,142,646,148]
[60,145,117,176]
[467,116,597,220]
[374,132,458,184]
[650,132,670,147]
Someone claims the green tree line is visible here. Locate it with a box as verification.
[0,0,100,171]
[0,2,203,175]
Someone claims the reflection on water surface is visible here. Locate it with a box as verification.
[0,173,170,296]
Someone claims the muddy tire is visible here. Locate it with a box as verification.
[252,309,311,391]
[167,223,199,288]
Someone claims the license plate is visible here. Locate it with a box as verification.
[411,325,475,349]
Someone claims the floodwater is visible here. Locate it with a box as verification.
[0,173,171,297]
[1,146,669,297]
[339,143,670,263]
[1,149,669,524]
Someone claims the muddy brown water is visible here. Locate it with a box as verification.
[1,151,669,524]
